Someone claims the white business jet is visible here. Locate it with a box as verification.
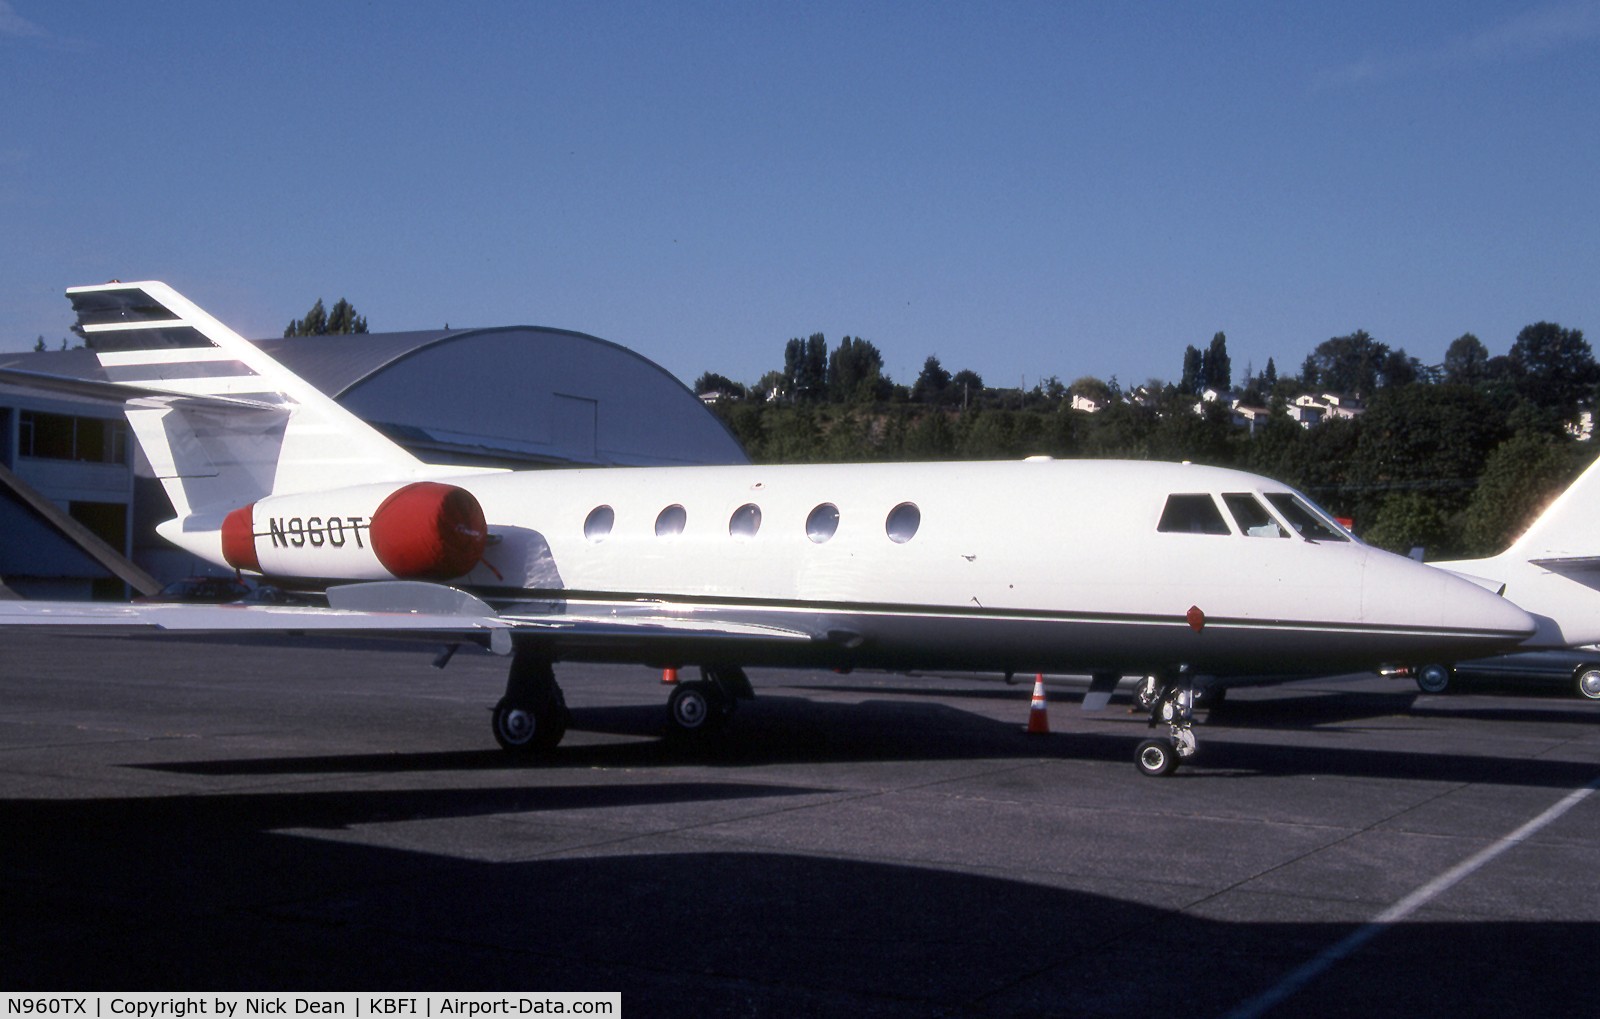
[0,282,1563,775]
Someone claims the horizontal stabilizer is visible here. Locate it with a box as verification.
[64,281,427,517]
[1527,556,1600,573]
[0,366,277,411]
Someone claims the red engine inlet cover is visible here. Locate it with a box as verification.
[221,503,260,573]
[369,482,488,581]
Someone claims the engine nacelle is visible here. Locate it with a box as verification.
[221,481,488,582]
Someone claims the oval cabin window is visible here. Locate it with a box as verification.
[729,503,762,539]
[655,504,687,537]
[584,505,614,543]
[806,503,840,543]
[886,502,920,543]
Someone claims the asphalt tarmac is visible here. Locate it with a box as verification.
[1,631,1596,1017]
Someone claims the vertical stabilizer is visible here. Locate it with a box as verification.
[67,281,427,519]
[1435,450,1600,648]
[1499,452,1600,562]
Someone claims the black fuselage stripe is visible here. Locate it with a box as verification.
[484,587,1526,641]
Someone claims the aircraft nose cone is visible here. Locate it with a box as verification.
[1364,549,1534,657]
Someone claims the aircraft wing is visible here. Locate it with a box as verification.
[0,583,819,658]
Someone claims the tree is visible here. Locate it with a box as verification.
[1461,432,1598,555]
[1379,347,1421,388]
[1179,345,1203,395]
[693,372,745,398]
[1442,333,1489,386]
[827,336,889,403]
[754,369,786,402]
[783,334,828,402]
[1310,330,1388,396]
[1069,375,1114,408]
[1264,358,1277,387]
[1202,332,1231,391]
[911,356,951,404]
[1299,354,1319,389]
[1508,321,1596,420]
[951,369,983,406]
[903,409,956,458]
[1361,493,1452,558]
[32,336,45,352]
[285,297,367,337]
[324,298,368,335]
[1352,385,1507,518]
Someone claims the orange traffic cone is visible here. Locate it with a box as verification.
[662,667,679,685]
[1025,673,1049,734]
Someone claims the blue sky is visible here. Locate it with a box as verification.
[3,1,1596,395]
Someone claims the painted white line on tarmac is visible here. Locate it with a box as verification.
[1223,772,1600,1019]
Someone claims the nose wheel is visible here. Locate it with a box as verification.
[1136,738,1179,777]
[1135,672,1198,776]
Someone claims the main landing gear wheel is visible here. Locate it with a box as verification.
[492,693,567,754]
[1136,738,1179,777]
[666,680,732,737]
[1416,664,1452,694]
[492,651,569,756]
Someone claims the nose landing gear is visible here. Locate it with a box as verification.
[1132,672,1198,777]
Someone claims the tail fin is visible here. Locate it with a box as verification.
[1436,451,1600,647]
[1499,452,1600,563]
[67,280,426,520]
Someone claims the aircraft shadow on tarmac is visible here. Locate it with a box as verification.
[0,782,1594,1017]
[131,693,1600,790]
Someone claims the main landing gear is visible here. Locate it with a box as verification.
[666,665,754,738]
[1131,672,1198,777]
[491,650,570,755]
[490,656,756,756]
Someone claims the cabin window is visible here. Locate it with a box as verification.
[1157,494,1231,535]
[1265,493,1350,542]
[886,502,920,543]
[583,505,614,542]
[729,503,762,539]
[806,503,840,543]
[1223,494,1287,537]
[655,504,686,537]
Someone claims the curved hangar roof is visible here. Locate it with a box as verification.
[6,327,748,469]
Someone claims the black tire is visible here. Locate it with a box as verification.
[1135,737,1179,777]
[1575,668,1600,701]
[667,680,728,737]
[1415,664,1452,694]
[492,694,567,755]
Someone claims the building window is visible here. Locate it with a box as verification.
[18,411,128,464]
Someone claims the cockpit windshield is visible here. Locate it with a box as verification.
[1264,492,1350,542]
[1157,494,1232,535]
[1223,494,1287,537]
